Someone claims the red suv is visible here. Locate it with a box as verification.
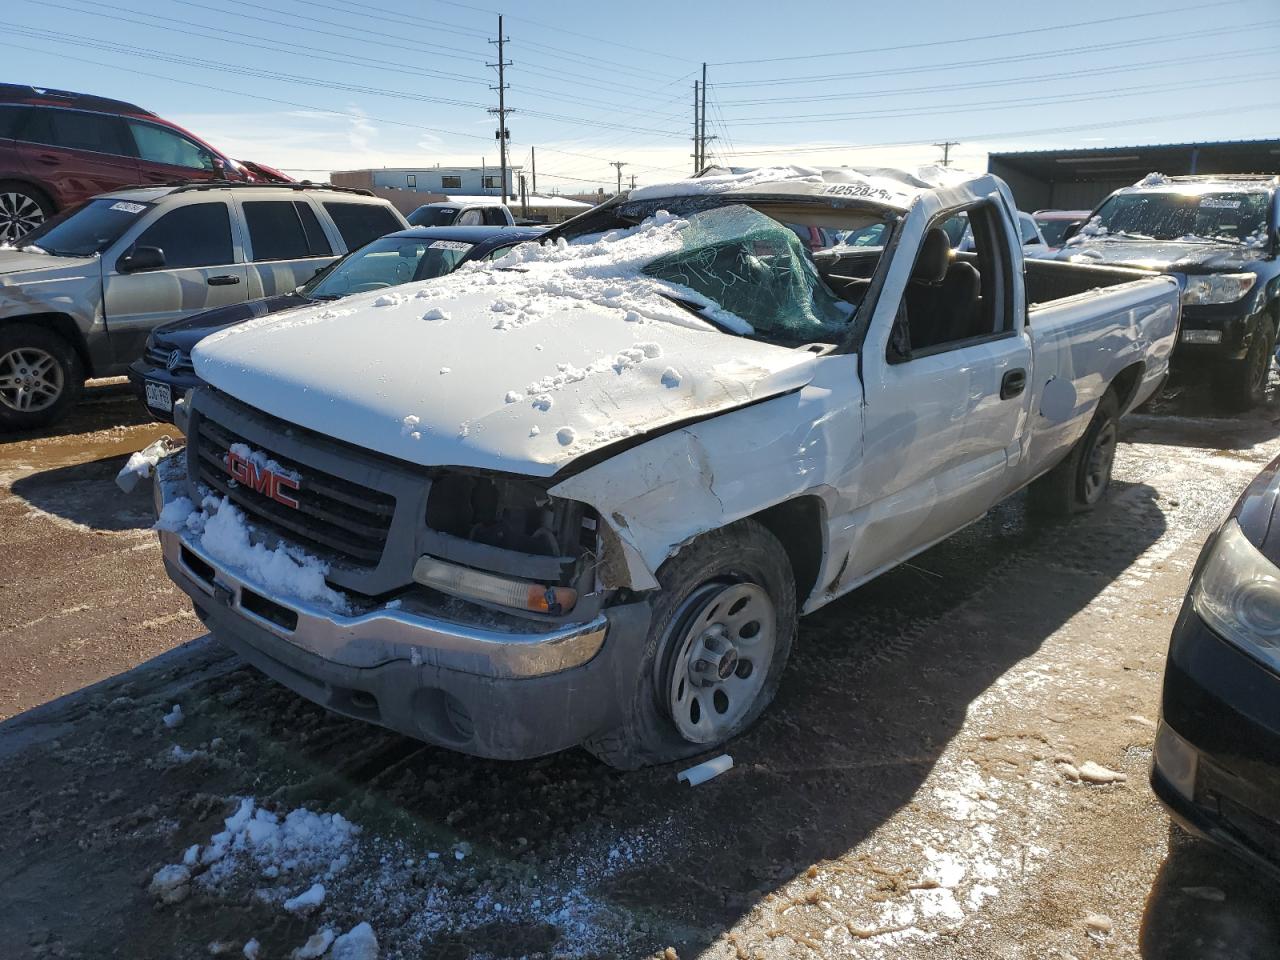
[0,84,290,244]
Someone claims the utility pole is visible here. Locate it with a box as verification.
[933,141,959,167]
[699,62,708,169]
[531,146,536,195]
[629,173,637,190]
[611,161,627,195]
[519,173,528,218]
[692,80,700,174]
[488,15,512,203]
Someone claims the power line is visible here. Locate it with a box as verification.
[424,0,692,65]
[720,70,1280,126]
[709,0,1246,65]
[714,20,1277,88]
[715,45,1275,107]
[23,0,490,86]
[722,103,1280,157]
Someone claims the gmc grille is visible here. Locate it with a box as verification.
[192,416,396,567]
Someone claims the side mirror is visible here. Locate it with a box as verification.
[1060,221,1084,244]
[118,245,166,273]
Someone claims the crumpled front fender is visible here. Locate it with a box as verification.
[550,354,862,594]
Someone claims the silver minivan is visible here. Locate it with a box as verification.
[0,182,407,430]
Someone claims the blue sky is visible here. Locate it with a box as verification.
[6,0,1279,192]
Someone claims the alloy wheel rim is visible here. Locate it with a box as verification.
[1083,420,1117,504]
[0,347,63,413]
[666,581,777,744]
[0,193,45,244]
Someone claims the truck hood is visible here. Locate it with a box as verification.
[192,286,821,477]
[1057,238,1268,274]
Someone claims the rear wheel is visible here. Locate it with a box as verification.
[1028,390,1120,519]
[584,520,796,769]
[0,324,83,432]
[0,182,54,244]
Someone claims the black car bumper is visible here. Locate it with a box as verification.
[1174,302,1267,364]
[127,359,202,424]
[1152,604,1280,879]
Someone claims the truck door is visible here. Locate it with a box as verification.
[840,199,1032,586]
[102,199,247,365]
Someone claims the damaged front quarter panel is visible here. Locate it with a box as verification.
[550,354,863,597]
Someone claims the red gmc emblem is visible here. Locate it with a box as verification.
[225,449,300,509]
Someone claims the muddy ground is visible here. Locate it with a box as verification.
[2,375,1280,959]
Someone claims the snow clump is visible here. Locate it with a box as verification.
[162,704,183,728]
[422,307,449,321]
[331,922,378,960]
[283,882,326,914]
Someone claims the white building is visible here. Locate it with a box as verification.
[332,165,521,198]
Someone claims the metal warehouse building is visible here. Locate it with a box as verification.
[988,138,1280,212]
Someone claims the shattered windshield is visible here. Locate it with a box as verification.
[640,205,854,344]
[1088,191,1271,244]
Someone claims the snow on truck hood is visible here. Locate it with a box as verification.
[193,211,823,477]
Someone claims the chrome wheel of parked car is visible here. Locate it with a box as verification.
[0,190,47,243]
[0,347,64,413]
[665,581,778,744]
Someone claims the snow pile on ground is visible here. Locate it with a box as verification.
[193,798,360,887]
[162,703,183,728]
[330,923,378,960]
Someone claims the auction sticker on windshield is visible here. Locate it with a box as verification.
[429,240,471,251]
[109,201,148,214]
[145,380,172,412]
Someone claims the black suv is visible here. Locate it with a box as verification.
[1057,175,1280,408]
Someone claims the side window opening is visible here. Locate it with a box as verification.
[131,202,233,269]
[895,202,1008,358]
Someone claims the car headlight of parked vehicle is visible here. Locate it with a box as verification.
[1191,519,1280,671]
[1181,273,1257,305]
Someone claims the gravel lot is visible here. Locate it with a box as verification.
[2,375,1280,959]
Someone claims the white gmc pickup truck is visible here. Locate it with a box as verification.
[150,166,1180,768]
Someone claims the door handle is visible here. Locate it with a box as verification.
[206,275,241,286]
[1000,369,1027,400]
[36,153,61,166]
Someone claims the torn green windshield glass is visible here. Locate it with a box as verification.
[642,205,853,344]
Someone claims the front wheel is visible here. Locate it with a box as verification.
[1028,390,1120,519]
[0,324,84,432]
[1218,326,1273,411]
[584,520,796,770]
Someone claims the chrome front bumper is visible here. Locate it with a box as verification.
[154,468,608,680]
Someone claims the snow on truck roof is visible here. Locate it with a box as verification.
[627,164,983,209]
[1119,172,1279,194]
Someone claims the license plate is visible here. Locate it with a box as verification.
[145,380,172,412]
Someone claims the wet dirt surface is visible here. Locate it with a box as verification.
[3,372,1280,959]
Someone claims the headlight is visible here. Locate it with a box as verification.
[1181,273,1257,305]
[1191,519,1280,671]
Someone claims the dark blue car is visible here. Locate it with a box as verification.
[128,224,544,422]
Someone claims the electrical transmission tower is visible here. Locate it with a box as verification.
[488,16,513,202]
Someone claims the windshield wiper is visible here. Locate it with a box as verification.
[656,291,741,336]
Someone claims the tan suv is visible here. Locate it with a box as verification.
[0,182,407,430]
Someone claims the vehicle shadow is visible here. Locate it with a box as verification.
[182,477,1169,955]
[9,452,156,531]
[1140,823,1280,959]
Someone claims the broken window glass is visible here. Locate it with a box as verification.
[642,205,854,344]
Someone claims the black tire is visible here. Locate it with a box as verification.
[1027,390,1120,519]
[0,323,84,432]
[0,181,55,245]
[1217,324,1274,412]
[583,519,797,770]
